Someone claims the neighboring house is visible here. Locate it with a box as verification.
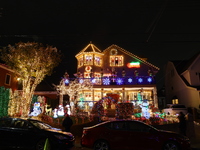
[164,52,200,110]
[64,42,160,114]
[0,63,19,91]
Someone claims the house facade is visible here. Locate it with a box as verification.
[164,52,200,110]
[64,43,160,116]
[0,63,19,91]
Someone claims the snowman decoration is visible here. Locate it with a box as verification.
[29,102,42,116]
[141,100,150,119]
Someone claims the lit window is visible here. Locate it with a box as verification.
[85,55,93,65]
[110,56,123,66]
[94,56,101,66]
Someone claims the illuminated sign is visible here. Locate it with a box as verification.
[127,62,140,68]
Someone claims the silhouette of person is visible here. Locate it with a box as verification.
[178,111,187,136]
[62,114,73,132]
[186,109,196,138]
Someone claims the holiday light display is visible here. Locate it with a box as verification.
[29,102,42,116]
[127,62,140,68]
[56,77,93,115]
[0,87,10,117]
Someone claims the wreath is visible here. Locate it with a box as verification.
[110,49,118,55]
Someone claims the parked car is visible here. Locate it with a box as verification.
[81,120,191,150]
[0,117,75,150]
[163,104,188,115]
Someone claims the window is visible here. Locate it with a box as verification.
[172,99,178,104]
[109,122,126,130]
[94,56,101,66]
[127,122,150,132]
[85,55,93,65]
[5,74,11,85]
[110,56,123,66]
[84,92,92,101]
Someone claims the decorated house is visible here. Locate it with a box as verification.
[62,43,160,119]
[0,63,19,91]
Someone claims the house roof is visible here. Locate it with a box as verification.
[75,42,103,58]
[171,52,200,74]
[171,52,200,90]
[103,44,160,70]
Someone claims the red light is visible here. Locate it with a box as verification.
[127,62,140,68]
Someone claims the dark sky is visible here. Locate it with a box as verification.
[0,0,200,90]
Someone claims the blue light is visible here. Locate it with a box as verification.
[79,79,84,84]
[128,78,133,83]
[138,78,143,83]
[103,78,110,85]
[147,77,152,83]
[92,78,96,83]
[64,79,69,84]
[116,78,123,85]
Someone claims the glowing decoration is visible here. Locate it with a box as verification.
[89,102,93,107]
[53,108,58,118]
[66,104,71,115]
[128,78,133,83]
[127,62,140,68]
[0,87,10,117]
[29,102,41,116]
[110,56,123,66]
[138,78,143,83]
[103,78,110,85]
[65,79,69,84]
[116,78,123,85]
[141,100,150,119]
[85,66,92,72]
[147,77,152,83]
[92,78,96,83]
[110,49,118,55]
[79,79,84,84]
[57,105,64,116]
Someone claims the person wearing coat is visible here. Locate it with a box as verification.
[62,114,73,132]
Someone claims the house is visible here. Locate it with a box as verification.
[63,43,160,116]
[164,52,200,111]
[0,63,19,91]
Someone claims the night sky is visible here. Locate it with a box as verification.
[0,0,200,90]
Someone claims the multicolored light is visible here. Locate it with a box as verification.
[127,62,140,68]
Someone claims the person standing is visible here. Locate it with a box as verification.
[62,114,73,132]
[186,109,196,138]
[178,111,187,136]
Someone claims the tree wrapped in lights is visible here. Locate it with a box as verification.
[1,42,61,117]
[57,78,93,115]
[8,90,22,117]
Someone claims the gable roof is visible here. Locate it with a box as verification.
[103,44,160,70]
[171,52,200,74]
[171,52,200,90]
